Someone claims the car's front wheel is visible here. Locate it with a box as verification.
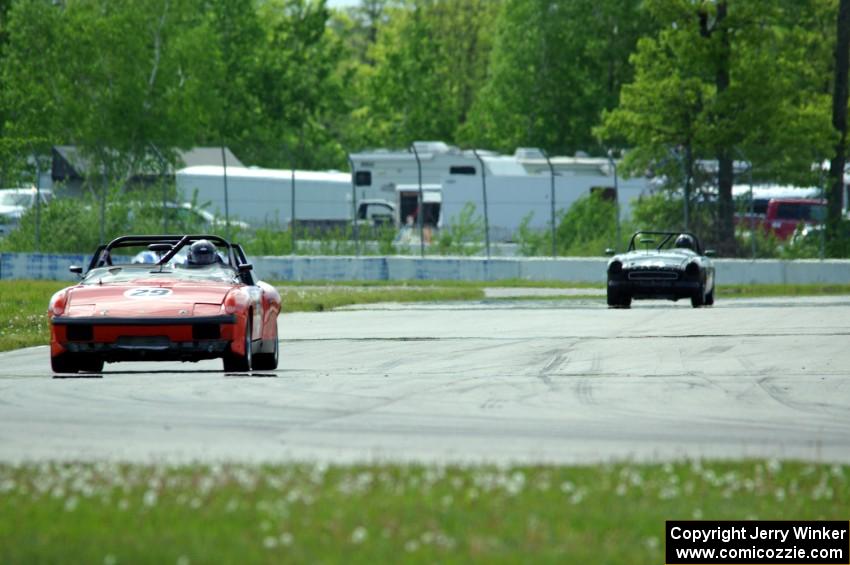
[607,288,631,309]
[691,285,706,308]
[704,287,715,306]
[252,325,279,371]
[223,316,252,372]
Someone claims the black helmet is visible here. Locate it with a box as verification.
[187,239,218,265]
[674,234,695,250]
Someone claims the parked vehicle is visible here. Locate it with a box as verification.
[0,186,53,235]
[128,201,250,232]
[350,142,654,242]
[762,198,826,240]
[176,166,392,232]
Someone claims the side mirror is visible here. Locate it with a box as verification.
[69,265,83,275]
[238,263,253,272]
[705,249,716,257]
[604,248,616,256]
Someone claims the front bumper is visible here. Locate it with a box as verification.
[608,278,701,300]
[51,314,237,362]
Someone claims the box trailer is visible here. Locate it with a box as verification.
[176,166,393,230]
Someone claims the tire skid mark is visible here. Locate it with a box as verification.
[756,376,849,420]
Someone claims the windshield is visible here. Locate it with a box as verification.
[0,192,32,207]
[776,203,826,221]
[81,263,239,285]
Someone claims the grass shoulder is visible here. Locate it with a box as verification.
[0,459,844,564]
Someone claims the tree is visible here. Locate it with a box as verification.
[357,0,496,149]
[460,0,652,155]
[828,0,850,253]
[2,0,220,187]
[250,0,351,169]
[597,0,834,255]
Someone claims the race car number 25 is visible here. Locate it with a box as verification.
[123,287,173,299]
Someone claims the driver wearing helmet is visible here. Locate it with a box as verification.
[186,239,221,266]
[674,234,696,251]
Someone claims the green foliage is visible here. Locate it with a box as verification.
[435,202,484,256]
[239,227,294,256]
[518,193,622,256]
[554,192,619,255]
[516,212,549,256]
[2,0,219,176]
[0,186,247,253]
[461,0,652,155]
[357,0,496,149]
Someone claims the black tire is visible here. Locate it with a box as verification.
[705,288,714,306]
[79,356,104,373]
[252,326,279,371]
[691,285,706,308]
[607,289,631,309]
[51,353,80,373]
[223,316,252,372]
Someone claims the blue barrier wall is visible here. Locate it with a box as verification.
[2,252,849,285]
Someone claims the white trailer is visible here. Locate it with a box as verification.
[349,142,654,242]
[176,166,392,230]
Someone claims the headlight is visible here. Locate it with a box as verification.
[222,290,246,314]
[608,261,623,276]
[49,290,68,316]
[685,262,700,278]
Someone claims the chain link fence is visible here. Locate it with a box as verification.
[1,143,848,259]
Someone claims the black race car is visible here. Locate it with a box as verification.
[606,231,716,309]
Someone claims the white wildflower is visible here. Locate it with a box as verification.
[351,526,368,544]
[404,540,420,553]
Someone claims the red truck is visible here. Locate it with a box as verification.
[761,198,826,240]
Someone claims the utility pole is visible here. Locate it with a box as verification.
[472,149,491,258]
[543,149,556,257]
[411,143,425,257]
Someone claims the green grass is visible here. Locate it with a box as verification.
[0,460,845,564]
[717,283,850,297]
[278,286,482,313]
[3,280,850,353]
[0,280,67,352]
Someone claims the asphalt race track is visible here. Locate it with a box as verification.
[1,295,849,465]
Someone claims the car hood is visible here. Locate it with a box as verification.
[64,280,235,318]
[616,251,695,270]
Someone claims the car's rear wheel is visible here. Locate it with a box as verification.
[51,352,79,373]
[52,353,104,374]
[252,325,279,371]
[223,316,252,372]
[79,356,104,373]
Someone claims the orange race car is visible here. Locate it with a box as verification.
[48,235,281,374]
